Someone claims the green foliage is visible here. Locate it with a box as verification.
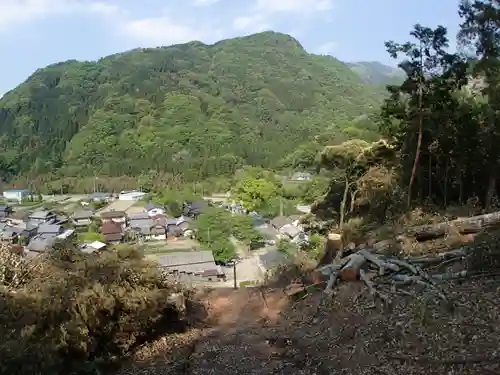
[79,230,104,242]
[299,177,331,204]
[195,207,236,262]
[230,214,264,248]
[0,32,385,182]
[153,188,200,216]
[195,207,264,260]
[258,196,300,218]
[276,239,296,255]
[300,233,326,260]
[0,244,196,375]
[232,176,279,211]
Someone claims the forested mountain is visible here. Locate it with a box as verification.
[346,61,405,85]
[0,31,385,181]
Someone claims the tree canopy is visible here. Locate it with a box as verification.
[0,31,386,184]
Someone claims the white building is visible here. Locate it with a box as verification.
[3,189,31,202]
[118,190,147,201]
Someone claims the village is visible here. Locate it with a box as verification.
[0,188,312,287]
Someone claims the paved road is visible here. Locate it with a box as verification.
[41,194,87,203]
[227,236,265,284]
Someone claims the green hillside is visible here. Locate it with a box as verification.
[346,61,405,86]
[0,31,385,181]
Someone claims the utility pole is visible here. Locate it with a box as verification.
[279,197,283,217]
[233,262,237,289]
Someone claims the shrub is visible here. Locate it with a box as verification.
[0,243,199,375]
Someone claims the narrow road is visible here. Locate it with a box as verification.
[229,236,264,284]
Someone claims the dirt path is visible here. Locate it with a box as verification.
[118,277,500,375]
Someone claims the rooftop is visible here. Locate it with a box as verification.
[158,251,217,274]
[29,210,55,219]
[100,210,126,219]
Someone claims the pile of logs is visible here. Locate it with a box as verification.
[315,210,500,304]
[317,248,465,305]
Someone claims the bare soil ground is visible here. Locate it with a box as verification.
[117,276,500,375]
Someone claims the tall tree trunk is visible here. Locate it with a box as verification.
[336,176,350,261]
[428,154,432,199]
[444,159,449,207]
[339,176,349,230]
[485,164,497,209]
[407,84,423,208]
[407,48,424,208]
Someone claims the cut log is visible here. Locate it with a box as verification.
[317,232,342,267]
[339,253,367,281]
[406,210,500,240]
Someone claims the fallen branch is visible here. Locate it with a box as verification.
[406,210,500,241]
[359,269,391,304]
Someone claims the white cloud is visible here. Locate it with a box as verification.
[192,0,220,6]
[315,41,337,55]
[255,0,334,14]
[0,0,120,32]
[0,0,335,49]
[232,14,269,33]
[121,15,215,46]
[231,0,335,34]
[0,0,225,46]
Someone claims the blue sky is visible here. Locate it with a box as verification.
[0,0,461,96]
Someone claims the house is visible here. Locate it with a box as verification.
[100,222,123,244]
[279,224,301,239]
[54,214,69,225]
[80,240,107,253]
[183,200,208,218]
[0,205,13,219]
[290,172,312,182]
[130,222,166,241]
[150,224,167,239]
[166,218,183,237]
[158,251,221,278]
[57,229,76,240]
[28,210,56,225]
[10,222,38,240]
[228,202,247,215]
[289,215,303,229]
[3,188,31,202]
[88,192,113,203]
[0,224,20,243]
[259,249,288,271]
[176,217,192,237]
[37,223,64,237]
[270,216,293,230]
[71,210,94,227]
[100,210,127,227]
[151,214,168,226]
[279,224,309,245]
[27,235,57,253]
[249,212,266,226]
[129,217,154,238]
[118,190,147,201]
[256,224,279,245]
[128,212,151,221]
[145,202,165,217]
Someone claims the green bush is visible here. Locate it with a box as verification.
[0,243,199,375]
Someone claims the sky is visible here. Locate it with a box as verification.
[0,0,462,96]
